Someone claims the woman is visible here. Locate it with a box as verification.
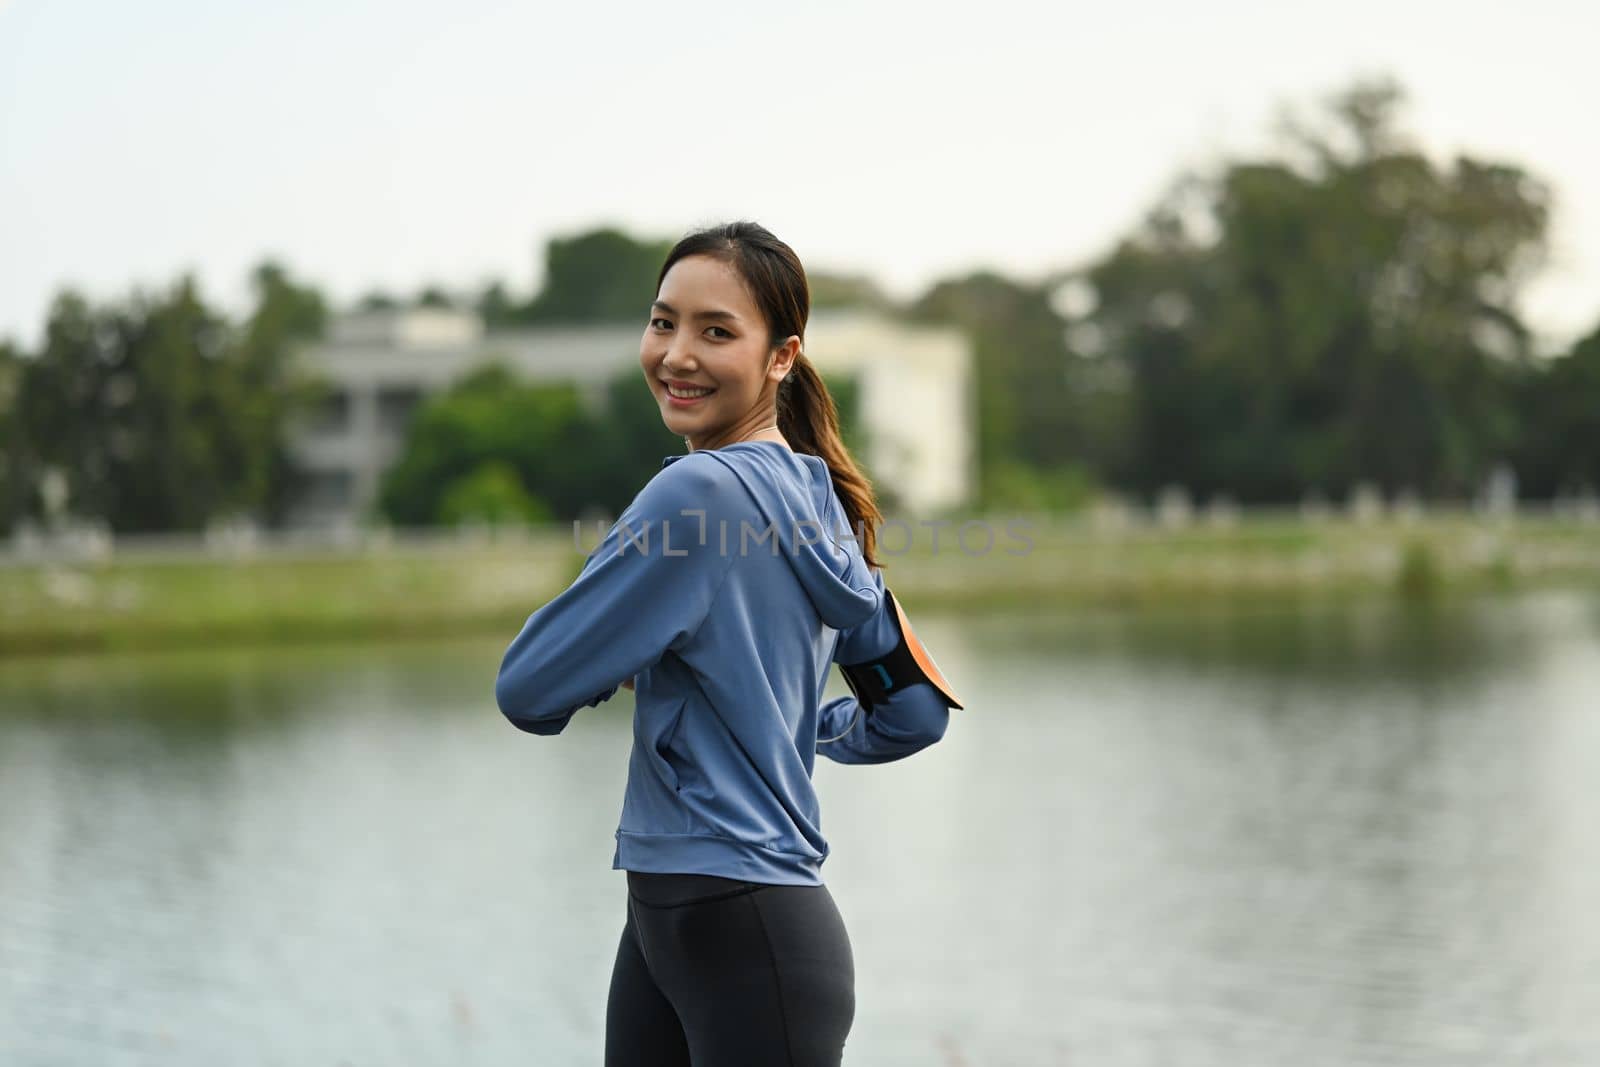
[494,220,964,1066]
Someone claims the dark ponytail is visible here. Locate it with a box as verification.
[656,221,886,569]
[775,353,884,569]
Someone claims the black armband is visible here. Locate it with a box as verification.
[839,588,965,712]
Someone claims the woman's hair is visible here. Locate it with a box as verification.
[656,220,886,569]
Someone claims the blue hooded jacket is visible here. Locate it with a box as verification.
[493,440,954,885]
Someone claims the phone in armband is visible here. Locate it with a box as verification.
[838,588,964,713]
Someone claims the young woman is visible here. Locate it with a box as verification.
[494,220,964,1066]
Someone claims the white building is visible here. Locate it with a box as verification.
[285,307,976,527]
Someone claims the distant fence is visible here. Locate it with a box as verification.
[4,496,1599,569]
[6,503,1600,656]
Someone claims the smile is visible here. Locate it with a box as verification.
[665,384,716,401]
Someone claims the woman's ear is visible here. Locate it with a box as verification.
[769,335,802,383]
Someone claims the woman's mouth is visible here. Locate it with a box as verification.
[664,382,717,406]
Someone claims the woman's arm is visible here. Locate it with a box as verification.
[817,578,961,764]
[816,687,950,765]
[494,457,739,735]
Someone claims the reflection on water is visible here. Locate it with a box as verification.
[2,591,1598,1065]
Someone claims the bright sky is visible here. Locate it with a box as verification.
[3,0,1596,354]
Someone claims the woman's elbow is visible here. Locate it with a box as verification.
[926,708,951,746]
[494,669,522,719]
[909,706,950,751]
[889,694,950,755]
[506,710,573,736]
[496,671,559,734]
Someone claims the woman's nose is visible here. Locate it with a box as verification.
[662,341,698,373]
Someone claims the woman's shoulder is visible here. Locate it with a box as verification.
[633,450,761,527]
[648,449,746,497]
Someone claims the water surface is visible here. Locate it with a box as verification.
[3,591,1598,1065]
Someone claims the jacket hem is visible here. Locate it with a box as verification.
[612,828,825,886]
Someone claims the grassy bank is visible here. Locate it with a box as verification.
[2,514,1598,657]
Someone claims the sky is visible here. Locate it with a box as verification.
[2,0,1597,355]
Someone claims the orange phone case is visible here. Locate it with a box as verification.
[887,588,965,710]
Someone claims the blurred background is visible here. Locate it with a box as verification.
[3,1,1599,1064]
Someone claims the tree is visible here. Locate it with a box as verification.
[438,460,551,527]
[476,281,518,329]
[233,261,333,525]
[1512,321,1600,498]
[377,364,596,525]
[18,279,240,530]
[1079,78,1550,501]
[377,359,704,527]
[522,227,674,324]
[810,271,895,312]
[7,263,329,532]
[476,233,895,329]
[907,271,1090,507]
[0,340,22,533]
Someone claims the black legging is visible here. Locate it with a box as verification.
[605,870,856,1066]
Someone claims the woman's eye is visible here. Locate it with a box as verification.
[647,318,728,338]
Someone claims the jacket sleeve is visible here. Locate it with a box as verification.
[494,457,740,736]
[816,571,953,765]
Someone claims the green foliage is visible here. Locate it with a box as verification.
[1078,79,1550,503]
[5,263,328,533]
[1510,321,1600,497]
[1396,539,1441,599]
[595,365,698,498]
[7,75,1593,541]
[819,370,867,457]
[467,228,677,327]
[375,360,881,529]
[523,227,674,324]
[376,363,576,525]
[907,271,1081,488]
[438,460,550,527]
[893,78,1565,509]
[809,271,895,312]
[475,281,518,328]
[980,460,1096,513]
[376,362,682,526]
[236,262,332,525]
[0,340,21,534]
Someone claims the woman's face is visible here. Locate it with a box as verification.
[639,254,799,452]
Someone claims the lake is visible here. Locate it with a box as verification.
[3,591,1598,1065]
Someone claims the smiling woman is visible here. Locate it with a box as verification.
[495,220,965,1067]
[639,258,790,446]
[634,233,884,570]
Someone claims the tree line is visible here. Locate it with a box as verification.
[0,264,328,534]
[373,360,868,530]
[2,77,1597,535]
